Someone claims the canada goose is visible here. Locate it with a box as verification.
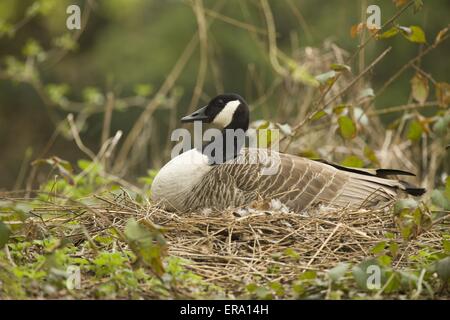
[151,93,425,212]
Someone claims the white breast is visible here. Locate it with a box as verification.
[150,149,212,210]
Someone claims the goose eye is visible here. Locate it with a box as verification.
[217,99,224,106]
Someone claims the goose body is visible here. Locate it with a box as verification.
[151,94,425,212]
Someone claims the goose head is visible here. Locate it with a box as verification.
[181,93,249,131]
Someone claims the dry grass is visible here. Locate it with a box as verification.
[18,191,445,295]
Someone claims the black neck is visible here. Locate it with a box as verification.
[202,128,248,164]
[200,102,249,164]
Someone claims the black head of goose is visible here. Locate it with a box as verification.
[151,93,425,212]
[181,93,250,164]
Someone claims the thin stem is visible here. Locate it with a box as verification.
[367,101,439,116]
[187,0,208,114]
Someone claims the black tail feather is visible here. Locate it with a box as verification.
[375,169,416,178]
[400,180,426,196]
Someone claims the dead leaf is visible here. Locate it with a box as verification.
[393,0,408,7]
[410,72,429,104]
[350,23,364,38]
[435,82,450,107]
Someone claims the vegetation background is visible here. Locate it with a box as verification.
[0,0,449,188]
[0,0,449,299]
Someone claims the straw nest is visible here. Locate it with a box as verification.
[24,191,445,293]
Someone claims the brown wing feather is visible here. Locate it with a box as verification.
[185,148,424,212]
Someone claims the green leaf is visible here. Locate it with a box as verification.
[124,218,166,276]
[26,2,42,17]
[26,0,55,17]
[431,190,450,210]
[125,219,151,244]
[432,114,450,136]
[445,177,450,200]
[337,115,356,139]
[383,272,401,293]
[364,146,380,166]
[269,281,284,296]
[389,242,399,257]
[0,221,11,249]
[291,65,320,87]
[0,20,14,37]
[443,239,450,253]
[77,159,92,171]
[255,286,273,299]
[400,25,427,43]
[134,84,153,97]
[377,255,392,267]
[371,241,386,254]
[377,27,400,39]
[407,120,423,141]
[384,232,395,239]
[413,0,424,13]
[298,270,317,280]
[258,128,279,148]
[328,263,349,281]
[393,199,418,214]
[283,248,300,259]
[257,120,270,130]
[46,84,70,105]
[311,110,327,121]
[352,259,381,290]
[333,104,347,115]
[53,34,78,51]
[246,283,258,293]
[22,39,46,61]
[410,73,429,104]
[83,87,104,105]
[330,64,351,72]
[340,155,364,168]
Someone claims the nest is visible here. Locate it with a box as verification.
[20,191,445,293]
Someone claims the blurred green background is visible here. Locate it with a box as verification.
[0,0,449,188]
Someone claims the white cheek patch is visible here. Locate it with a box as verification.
[212,100,240,128]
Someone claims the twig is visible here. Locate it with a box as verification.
[101,92,115,146]
[306,223,342,267]
[285,46,391,141]
[312,0,415,111]
[260,0,289,77]
[367,101,439,116]
[45,0,94,68]
[13,148,33,191]
[187,0,208,114]
[67,113,96,160]
[412,65,438,86]
[202,8,268,36]
[113,0,226,172]
[323,47,392,107]
[376,34,449,98]
[286,0,313,42]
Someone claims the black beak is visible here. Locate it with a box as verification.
[181,105,209,123]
